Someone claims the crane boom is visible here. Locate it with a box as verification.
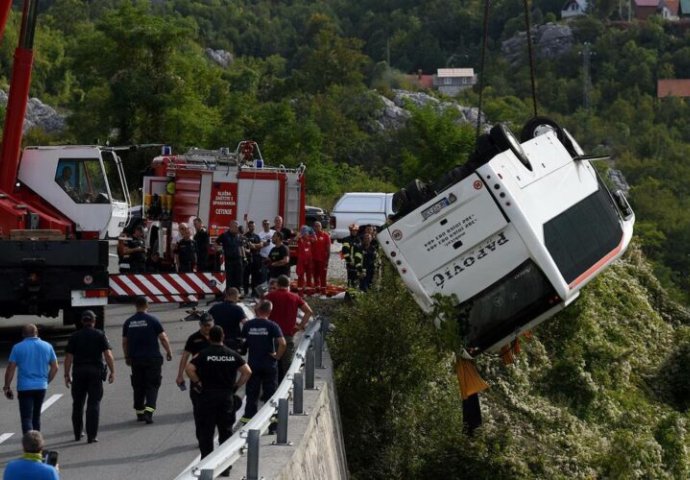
[0,0,37,193]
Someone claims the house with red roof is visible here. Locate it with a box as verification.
[634,0,680,18]
[657,79,690,97]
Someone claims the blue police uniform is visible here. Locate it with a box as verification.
[240,318,283,420]
[122,312,164,422]
[208,301,247,351]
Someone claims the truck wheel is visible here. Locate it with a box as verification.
[393,179,434,218]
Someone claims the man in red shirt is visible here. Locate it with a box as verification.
[311,221,331,294]
[265,275,313,381]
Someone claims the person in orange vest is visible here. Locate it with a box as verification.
[311,222,331,295]
[296,226,315,296]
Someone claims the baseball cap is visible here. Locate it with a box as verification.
[81,310,96,321]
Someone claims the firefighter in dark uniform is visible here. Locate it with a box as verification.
[357,232,378,292]
[193,218,210,272]
[63,310,115,443]
[239,299,286,424]
[174,223,197,273]
[122,297,173,424]
[185,325,251,460]
[243,220,264,297]
[341,224,361,288]
[175,313,213,442]
[118,225,147,273]
[215,220,245,290]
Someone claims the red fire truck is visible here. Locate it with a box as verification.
[109,141,307,303]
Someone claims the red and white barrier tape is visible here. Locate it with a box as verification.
[109,272,226,303]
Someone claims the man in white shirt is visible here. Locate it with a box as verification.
[258,219,275,285]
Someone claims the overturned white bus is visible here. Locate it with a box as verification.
[378,117,635,356]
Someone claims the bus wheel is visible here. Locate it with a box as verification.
[520,116,580,158]
[490,123,532,171]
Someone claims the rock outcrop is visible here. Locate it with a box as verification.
[0,90,66,134]
[501,22,574,66]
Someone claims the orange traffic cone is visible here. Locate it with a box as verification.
[455,357,489,400]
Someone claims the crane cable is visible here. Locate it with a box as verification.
[475,0,540,140]
[475,0,491,140]
[523,0,539,117]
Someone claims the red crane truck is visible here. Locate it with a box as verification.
[0,0,130,329]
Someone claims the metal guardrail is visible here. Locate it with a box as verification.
[174,316,328,480]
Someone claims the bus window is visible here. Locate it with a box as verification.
[544,181,622,284]
[460,260,558,353]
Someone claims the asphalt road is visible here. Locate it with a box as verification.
[0,241,344,478]
[0,302,215,480]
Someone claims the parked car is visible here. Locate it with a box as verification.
[329,192,394,241]
[305,205,330,228]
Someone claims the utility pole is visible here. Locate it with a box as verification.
[581,42,592,111]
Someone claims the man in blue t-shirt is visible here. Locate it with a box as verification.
[239,299,286,424]
[208,287,247,351]
[3,431,59,480]
[122,297,173,424]
[3,325,58,434]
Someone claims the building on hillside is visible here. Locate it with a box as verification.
[561,0,588,18]
[657,79,690,97]
[634,0,661,18]
[433,68,477,96]
[659,0,680,18]
[679,0,690,15]
[633,0,680,18]
[407,70,434,90]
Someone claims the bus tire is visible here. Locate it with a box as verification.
[490,123,532,171]
[520,116,580,157]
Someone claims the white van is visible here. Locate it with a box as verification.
[329,192,394,240]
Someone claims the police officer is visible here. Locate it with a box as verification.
[216,220,245,290]
[239,300,286,425]
[175,313,213,442]
[122,297,173,424]
[208,287,247,352]
[185,326,251,460]
[63,310,115,443]
[341,224,361,288]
